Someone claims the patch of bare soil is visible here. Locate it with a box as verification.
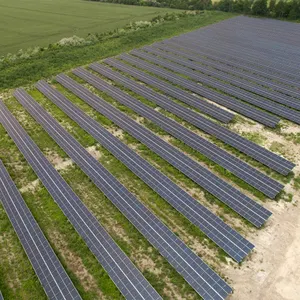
[230,122,300,163]
[86,145,102,160]
[199,95,234,113]
[46,151,73,170]
[0,91,13,100]
[110,128,124,139]
[226,199,300,300]
[135,116,145,124]
[138,256,162,275]
[224,121,300,300]
[133,247,162,276]
[281,122,300,135]
[20,179,40,193]
[110,222,130,243]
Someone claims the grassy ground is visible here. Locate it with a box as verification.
[0,0,180,56]
[0,10,236,90]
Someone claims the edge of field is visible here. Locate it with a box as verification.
[0,10,236,92]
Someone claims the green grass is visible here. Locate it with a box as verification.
[0,203,47,300]
[0,10,236,90]
[0,0,180,56]
[294,176,300,190]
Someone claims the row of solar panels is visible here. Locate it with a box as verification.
[0,68,293,299]
[182,19,300,82]
[125,48,300,125]
[0,99,163,300]
[169,30,300,87]
[189,19,300,76]
[0,58,296,299]
[1,81,238,299]
[166,37,300,95]
[1,18,298,299]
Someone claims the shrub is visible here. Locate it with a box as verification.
[252,0,268,15]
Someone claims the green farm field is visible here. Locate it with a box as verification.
[0,0,180,55]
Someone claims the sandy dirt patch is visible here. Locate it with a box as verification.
[20,179,40,193]
[225,120,300,300]
[46,151,73,170]
[226,199,300,300]
[86,145,102,160]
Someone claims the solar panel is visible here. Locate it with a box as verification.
[102,58,294,176]
[69,68,272,228]
[183,21,300,66]
[0,159,82,300]
[130,49,300,125]
[107,60,234,123]
[89,62,285,196]
[181,28,300,79]
[0,97,161,300]
[174,35,300,80]
[0,290,3,300]
[167,37,300,89]
[144,45,300,110]
[16,86,232,300]
[38,77,254,262]
[145,43,300,102]
[154,42,300,100]
[104,58,235,124]
[119,53,279,128]
[163,39,300,99]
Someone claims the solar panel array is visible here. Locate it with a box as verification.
[104,58,235,124]
[118,53,280,127]
[128,50,300,125]
[100,59,294,176]
[4,16,299,300]
[90,64,290,198]
[18,85,232,300]
[144,45,300,110]
[172,29,300,86]
[0,159,82,300]
[0,291,3,300]
[37,77,254,262]
[165,38,300,92]
[76,65,282,199]
[151,43,300,106]
[0,96,161,300]
[64,69,272,228]
[157,17,300,95]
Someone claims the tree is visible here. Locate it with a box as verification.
[252,0,268,15]
[268,0,276,16]
[243,0,252,13]
[288,0,300,19]
[215,0,234,12]
[232,0,244,12]
[191,0,212,10]
[274,0,291,18]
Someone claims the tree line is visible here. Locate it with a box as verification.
[214,0,300,19]
[88,0,300,20]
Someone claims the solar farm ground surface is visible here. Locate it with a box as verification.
[1,15,300,300]
[0,0,180,56]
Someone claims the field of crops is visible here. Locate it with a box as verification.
[0,0,179,55]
